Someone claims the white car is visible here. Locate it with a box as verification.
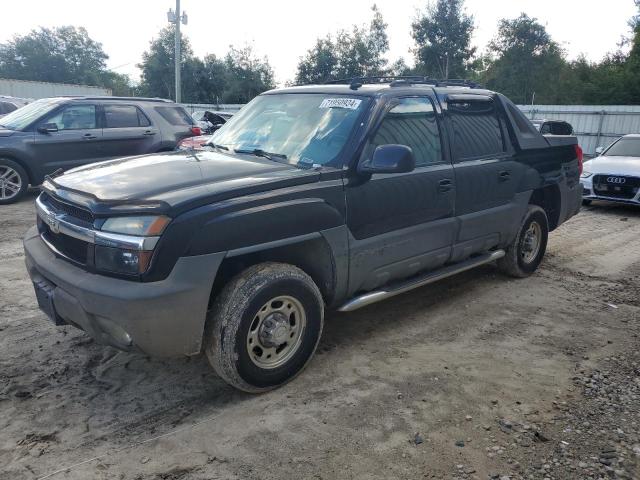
[581,134,640,206]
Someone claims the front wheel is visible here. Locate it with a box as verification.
[497,205,549,278]
[205,262,324,393]
[0,159,28,205]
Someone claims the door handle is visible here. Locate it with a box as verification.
[498,171,511,182]
[143,130,156,136]
[438,179,453,193]
[83,133,97,140]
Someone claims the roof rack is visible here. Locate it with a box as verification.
[54,96,174,103]
[324,76,483,90]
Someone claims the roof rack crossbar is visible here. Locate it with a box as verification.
[323,76,483,89]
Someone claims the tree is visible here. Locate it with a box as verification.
[137,25,195,100]
[0,26,111,86]
[222,46,275,103]
[411,0,476,79]
[483,14,565,104]
[295,37,338,84]
[295,4,391,83]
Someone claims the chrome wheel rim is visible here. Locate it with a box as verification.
[521,221,542,264]
[246,295,306,369]
[0,166,22,200]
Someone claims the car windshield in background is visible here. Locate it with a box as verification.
[0,98,63,130]
[605,137,640,157]
[211,94,368,167]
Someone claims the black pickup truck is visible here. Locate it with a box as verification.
[23,78,583,392]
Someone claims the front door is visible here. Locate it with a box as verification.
[33,103,105,174]
[346,96,456,294]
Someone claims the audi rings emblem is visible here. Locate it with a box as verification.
[607,177,626,184]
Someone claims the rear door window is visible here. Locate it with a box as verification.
[448,98,505,160]
[104,105,150,128]
[155,106,193,126]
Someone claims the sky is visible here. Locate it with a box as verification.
[1,0,638,85]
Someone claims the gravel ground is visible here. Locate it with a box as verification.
[0,191,639,480]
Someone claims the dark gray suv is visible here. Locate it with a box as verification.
[0,96,199,204]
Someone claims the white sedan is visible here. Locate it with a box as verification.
[581,134,640,206]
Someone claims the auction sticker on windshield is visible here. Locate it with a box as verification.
[319,98,362,110]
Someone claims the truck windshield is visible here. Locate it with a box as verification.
[0,98,64,131]
[605,137,640,157]
[211,93,368,167]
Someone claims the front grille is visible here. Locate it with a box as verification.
[42,226,89,265]
[593,175,640,200]
[40,192,94,224]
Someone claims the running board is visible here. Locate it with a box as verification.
[338,250,505,312]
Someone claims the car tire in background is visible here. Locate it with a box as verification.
[497,205,549,278]
[205,262,324,393]
[0,158,28,205]
[582,199,592,206]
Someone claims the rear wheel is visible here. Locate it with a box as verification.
[497,205,549,278]
[205,262,324,393]
[0,159,28,205]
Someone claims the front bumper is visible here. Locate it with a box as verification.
[581,178,640,205]
[24,226,224,357]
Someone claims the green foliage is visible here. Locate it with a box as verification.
[138,26,274,103]
[137,26,192,100]
[483,14,565,104]
[411,0,476,79]
[295,5,397,83]
[0,26,132,93]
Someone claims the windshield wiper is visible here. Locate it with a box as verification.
[204,142,228,151]
[234,148,288,162]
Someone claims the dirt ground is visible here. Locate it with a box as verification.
[1,190,639,480]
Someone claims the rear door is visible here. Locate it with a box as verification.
[100,104,160,158]
[346,96,456,293]
[446,94,520,261]
[33,103,105,173]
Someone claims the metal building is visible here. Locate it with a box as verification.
[0,78,111,100]
[518,105,640,156]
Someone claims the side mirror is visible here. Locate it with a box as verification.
[595,146,604,155]
[359,144,415,175]
[38,123,59,134]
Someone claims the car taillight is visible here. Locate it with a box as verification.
[191,126,202,136]
[574,144,583,175]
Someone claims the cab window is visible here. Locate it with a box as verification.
[448,98,505,160]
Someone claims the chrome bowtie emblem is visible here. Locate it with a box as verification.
[47,211,60,234]
[606,176,626,184]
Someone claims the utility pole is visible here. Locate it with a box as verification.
[167,1,188,103]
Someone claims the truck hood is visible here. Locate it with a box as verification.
[49,150,321,215]
[584,155,640,176]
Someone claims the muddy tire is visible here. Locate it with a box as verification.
[0,158,28,205]
[205,262,324,393]
[497,205,549,278]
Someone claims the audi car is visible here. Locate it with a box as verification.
[581,134,640,206]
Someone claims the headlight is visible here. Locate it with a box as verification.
[100,216,170,236]
[580,172,592,179]
[95,246,153,275]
